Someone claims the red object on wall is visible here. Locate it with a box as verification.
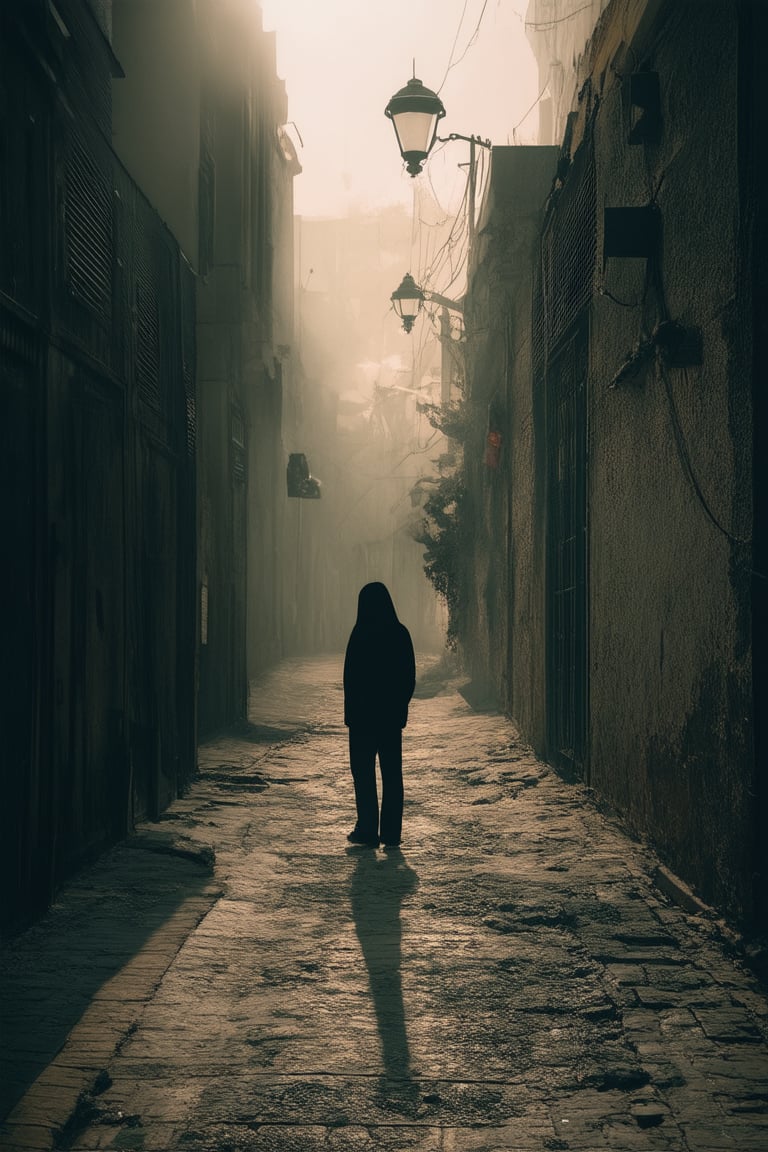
[485,430,502,469]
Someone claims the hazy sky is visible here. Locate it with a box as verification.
[260,0,540,219]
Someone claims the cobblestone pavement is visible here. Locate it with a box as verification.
[2,655,768,1152]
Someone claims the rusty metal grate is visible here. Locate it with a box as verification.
[181,263,196,457]
[135,240,161,411]
[531,138,595,779]
[231,407,246,483]
[546,318,589,776]
[539,140,597,360]
[65,131,112,319]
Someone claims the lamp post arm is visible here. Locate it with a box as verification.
[425,290,464,313]
[435,132,492,149]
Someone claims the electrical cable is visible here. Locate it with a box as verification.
[660,363,750,546]
[525,2,596,30]
[426,167,451,226]
[598,285,647,308]
[437,0,470,94]
[416,157,472,288]
[438,0,490,92]
[422,186,469,290]
[423,195,468,284]
[512,71,551,137]
[612,212,750,546]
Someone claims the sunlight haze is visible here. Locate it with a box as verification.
[260,0,539,218]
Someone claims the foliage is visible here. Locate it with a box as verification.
[416,400,468,444]
[410,400,470,649]
[411,467,466,651]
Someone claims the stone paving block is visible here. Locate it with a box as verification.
[3,657,768,1152]
[605,963,649,986]
[600,1117,681,1150]
[678,1124,759,1148]
[647,968,718,992]
[633,986,682,1009]
[0,1125,56,1151]
[692,1008,763,1042]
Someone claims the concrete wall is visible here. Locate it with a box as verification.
[1,2,196,925]
[463,146,558,741]
[112,0,297,734]
[525,0,611,146]
[586,0,754,918]
[112,0,200,266]
[467,0,758,925]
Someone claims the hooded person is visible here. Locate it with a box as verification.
[343,582,416,848]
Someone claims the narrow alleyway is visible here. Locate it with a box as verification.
[2,656,768,1151]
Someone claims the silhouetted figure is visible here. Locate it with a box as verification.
[343,582,416,847]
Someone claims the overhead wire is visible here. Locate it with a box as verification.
[427,192,470,292]
[407,1,494,356]
[421,177,470,289]
[525,2,596,29]
[426,166,452,227]
[512,69,551,138]
[436,0,471,93]
[438,0,491,92]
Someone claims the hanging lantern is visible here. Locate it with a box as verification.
[484,430,502,469]
[384,76,446,177]
[287,453,322,499]
[390,272,425,334]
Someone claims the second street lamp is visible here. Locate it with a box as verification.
[390,274,465,406]
[390,272,425,334]
[390,273,464,334]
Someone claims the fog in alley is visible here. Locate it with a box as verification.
[3,2,768,1146]
[260,0,539,218]
[254,1,540,655]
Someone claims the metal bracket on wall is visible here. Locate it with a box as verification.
[603,205,660,260]
[627,72,662,145]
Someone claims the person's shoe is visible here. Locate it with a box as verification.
[382,841,401,850]
[347,829,379,847]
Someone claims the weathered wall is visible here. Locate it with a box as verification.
[748,0,768,927]
[463,147,558,733]
[111,0,200,266]
[503,150,560,750]
[1,1,196,926]
[465,0,759,925]
[586,0,754,917]
[112,0,295,734]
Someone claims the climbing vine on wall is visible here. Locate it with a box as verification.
[411,401,468,650]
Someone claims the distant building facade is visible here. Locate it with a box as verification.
[111,0,301,735]
[462,0,766,928]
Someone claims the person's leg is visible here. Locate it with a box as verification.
[377,726,403,846]
[348,726,380,843]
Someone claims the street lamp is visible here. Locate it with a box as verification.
[390,272,426,334]
[385,74,491,246]
[390,274,465,405]
[384,76,446,177]
[390,273,463,334]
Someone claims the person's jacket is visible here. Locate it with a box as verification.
[343,583,416,729]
